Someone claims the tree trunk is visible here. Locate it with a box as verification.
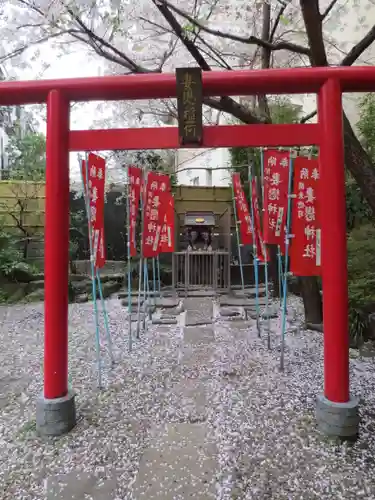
[299,276,323,327]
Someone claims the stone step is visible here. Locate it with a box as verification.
[184,326,215,345]
[131,423,217,499]
[152,317,178,325]
[120,297,144,307]
[153,297,180,308]
[232,286,268,298]
[184,298,213,326]
[177,289,218,297]
[220,296,268,307]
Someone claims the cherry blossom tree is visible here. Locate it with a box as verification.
[1,0,375,323]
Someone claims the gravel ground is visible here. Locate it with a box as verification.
[0,297,375,499]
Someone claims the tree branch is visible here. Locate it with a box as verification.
[269,5,287,42]
[299,0,327,65]
[340,24,375,66]
[258,1,272,121]
[154,0,311,56]
[152,0,263,125]
[300,23,375,123]
[203,97,263,124]
[321,0,339,20]
[66,8,153,73]
[152,0,210,70]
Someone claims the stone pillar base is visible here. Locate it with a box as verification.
[316,394,359,440]
[36,390,76,436]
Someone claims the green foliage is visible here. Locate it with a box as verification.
[345,172,372,230]
[0,230,37,295]
[0,230,23,276]
[6,131,46,180]
[357,93,375,162]
[347,224,375,346]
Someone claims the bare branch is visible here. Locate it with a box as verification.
[66,8,153,73]
[155,0,311,56]
[270,5,287,42]
[140,14,232,69]
[0,29,79,63]
[300,23,375,123]
[340,24,375,66]
[300,109,316,124]
[152,0,210,70]
[258,2,271,121]
[152,0,263,125]
[321,0,339,20]
[203,97,263,125]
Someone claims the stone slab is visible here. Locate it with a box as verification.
[154,297,180,308]
[131,423,217,499]
[180,345,215,368]
[184,298,213,326]
[170,379,208,420]
[46,472,117,500]
[184,326,215,345]
[179,289,217,297]
[233,287,267,297]
[120,297,144,307]
[220,296,268,307]
[220,307,241,318]
[152,317,178,325]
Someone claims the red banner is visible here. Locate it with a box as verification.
[263,150,290,253]
[142,172,170,258]
[128,165,142,257]
[251,178,269,262]
[232,173,252,245]
[290,156,321,276]
[82,153,106,270]
[159,190,175,253]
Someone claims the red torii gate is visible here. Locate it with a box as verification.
[2,66,371,437]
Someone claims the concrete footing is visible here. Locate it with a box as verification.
[36,390,76,436]
[316,394,359,439]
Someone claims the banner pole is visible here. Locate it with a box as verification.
[156,255,161,295]
[126,165,133,352]
[231,177,245,293]
[96,270,114,366]
[136,169,147,339]
[277,245,283,305]
[280,150,294,371]
[152,257,156,298]
[248,163,261,338]
[260,149,271,349]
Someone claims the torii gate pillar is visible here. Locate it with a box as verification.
[316,79,359,438]
[35,90,77,436]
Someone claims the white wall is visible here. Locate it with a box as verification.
[175,147,230,187]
